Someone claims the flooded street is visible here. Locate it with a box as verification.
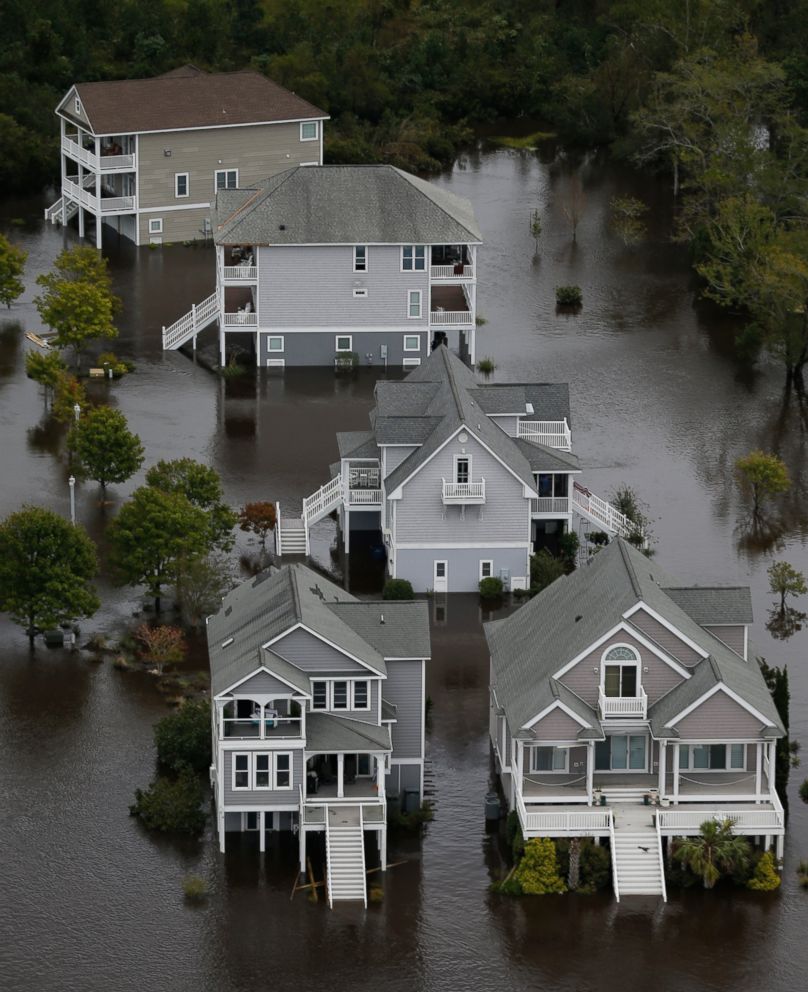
[1,146,807,991]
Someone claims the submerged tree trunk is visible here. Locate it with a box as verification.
[568,838,581,890]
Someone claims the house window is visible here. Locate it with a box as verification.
[254,754,271,789]
[595,735,647,771]
[332,681,348,709]
[215,169,238,191]
[354,246,367,272]
[455,456,470,484]
[403,334,420,352]
[233,753,251,789]
[267,336,284,352]
[480,560,493,579]
[148,218,163,235]
[536,474,569,498]
[353,288,368,299]
[74,96,81,115]
[679,744,743,771]
[274,753,292,789]
[300,121,319,141]
[408,291,422,319]
[353,680,369,710]
[175,173,189,198]
[336,335,352,352]
[531,747,568,772]
[730,743,746,769]
[602,645,640,698]
[402,245,426,271]
[312,681,327,709]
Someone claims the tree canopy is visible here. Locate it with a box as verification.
[145,458,236,551]
[70,406,144,491]
[0,233,27,308]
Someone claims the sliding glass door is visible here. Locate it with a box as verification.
[594,735,647,771]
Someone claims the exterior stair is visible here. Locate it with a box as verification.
[162,292,219,350]
[572,481,645,543]
[612,828,666,900]
[325,806,367,907]
[276,516,308,556]
[44,197,78,225]
[276,477,344,558]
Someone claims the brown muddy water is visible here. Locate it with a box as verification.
[1,147,807,992]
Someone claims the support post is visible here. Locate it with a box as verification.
[380,827,387,871]
[298,817,306,876]
[755,741,763,803]
[376,756,386,800]
[218,809,225,853]
[768,740,776,794]
[259,811,266,852]
[78,204,85,239]
[776,834,784,862]
[658,739,667,798]
[764,833,772,852]
[337,753,345,799]
[586,740,594,805]
[672,742,680,804]
[344,508,350,554]
[219,325,226,367]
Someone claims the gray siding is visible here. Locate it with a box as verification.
[384,660,423,760]
[222,748,304,806]
[258,329,428,367]
[395,433,531,545]
[531,707,584,741]
[704,624,746,657]
[233,670,300,696]
[490,415,518,435]
[674,691,765,739]
[628,610,703,666]
[272,627,369,673]
[384,446,419,474]
[256,245,430,328]
[395,546,529,593]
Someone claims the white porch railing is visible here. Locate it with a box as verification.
[62,135,135,171]
[598,687,648,719]
[63,178,135,214]
[572,481,637,539]
[222,265,258,280]
[430,310,474,326]
[442,479,485,504]
[656,804,784,833]
[346,489,382,505]
[430,264,475,279]
[223,311,258,326]
[518,793,612,835]
[517,419,572,451]
[531,496,571,515]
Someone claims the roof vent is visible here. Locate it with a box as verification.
[221,636,234,648]
[380,613,385,625]
[279,224,286,231]
[574,615,583,623]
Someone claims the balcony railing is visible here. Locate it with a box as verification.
[517,420,572,451]
[222,717,302,739]
[223,311,257,326]
[222,265,258,280]
[62,135,135,171]
[518,793,613,835]
[430,264,475,280]
[430,309,474,326]
[656,805,783,833]
[346,489,382,505]
[598,687,648,719]
[442,479,486,504]
[531,496,571,515]
[63,178,135,213]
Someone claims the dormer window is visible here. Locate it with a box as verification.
[74,96,81,115]
[603,645,639,697]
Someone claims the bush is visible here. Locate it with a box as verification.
[558,531,579,572]
[479,576,504,599]
[529,549,566,593]
[556,285,582,306]
[388,801,434,833]
[154,700,212,775]
[383,578,414,600]
[555,838,611,893]
[506,809,525,863]
[97,351,134,376]
[800,779,808,804]
[335,351,360,371]
[746,850,781,891]
[182,874,208,903]
[797,860,808,888]
[477,357,496,375]
[130,767,207,834]
[588,530,609,546]
[513,837,566,894]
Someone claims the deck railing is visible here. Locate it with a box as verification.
[346,489,383,505]
[599,687,648,719]
[656,804,784,832]
[517,793,612,835]
[223,311,258,326]
[63,178,135,213]
[573,481,636,539]
[222,265,258,280]
[442,479,486,504]
[430,264,475,279]
[517,419,572,450]
[162,292,219,350]
[430,309,474,326]
[531,496,571,515]
[62,135,135,171]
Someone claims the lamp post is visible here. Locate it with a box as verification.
[68,475,76,526]
[73,402,81,424]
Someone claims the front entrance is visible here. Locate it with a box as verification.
[433,559,448,593]
[595,734,648,772]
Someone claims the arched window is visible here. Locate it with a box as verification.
[602,644,640,697]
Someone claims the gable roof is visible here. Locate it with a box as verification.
[212,165,482,246]
[662,586,754,625]
[60,69,326,135]
[208,563,430,695]
[486,538,783,736]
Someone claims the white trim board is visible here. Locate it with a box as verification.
[624,601,709,659]
[215,664,311,699]
[664,682,773,730]
[55,110,330,137]
[523,699,592,732]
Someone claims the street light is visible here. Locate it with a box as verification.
[68,475,76,526]
[73,402,81,424]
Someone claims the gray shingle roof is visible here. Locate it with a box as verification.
[212,165,482,245]
[327,602,431,659]
[486,539,783,737]
[306,712,392,752]
[513,438,581,473]
[336,431,379,459]
[471,384,572,424]
[259,649,312,696]
[662,587,754,625]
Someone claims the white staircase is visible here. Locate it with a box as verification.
[303,476,343,528]
[572,481,642,541]
[325,806,367,907]
[276,477,345,558]
[276,516,308,556]
[611,819,666,900]
[162,292,219,350]
[44,197,78,225]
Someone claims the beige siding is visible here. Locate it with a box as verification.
[627,609,703,666]
[60,89,92,128]
[531,706,584,741]
[704,624,746,657]
[674,690,766,739]
[559,629,685,707]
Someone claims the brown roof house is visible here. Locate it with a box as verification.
[45,65,328,248]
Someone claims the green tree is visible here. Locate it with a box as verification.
[146,458,236,551]
[513,837,566,895]
[108,487,211,611]
[134,622,186,675]
[70,406,144,493]
[154,700,212,775]
[747,850,781,890]
[34,247,118,368]
[768,561,807,614]
[25,350,66,405]
[672,819,751,889]
[530,549,566,593]
[0,233,27,307]
[52,371,87,424]
[175,553,233,629]
[0,506,99,645]
[735,450,791,515]
[129,767,207,835]
[610,196,648,246]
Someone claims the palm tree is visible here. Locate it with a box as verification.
[673,819,751,889]
[568,837,581,890]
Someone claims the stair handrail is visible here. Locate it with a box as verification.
[324,808,334,909]
[655,814,668,903]
[609,810,620,903]
[275,502,282,556]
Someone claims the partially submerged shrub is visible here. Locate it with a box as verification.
[529,549,566,593]
[555,285,582,307]
[477,356,496,375]
[154,700,212,775]
[130,767,207,834]
[182,874,208,903]
[383,578,414,600]
[513,837,566,894]
[479,576,504,599]
[746,850,781,891]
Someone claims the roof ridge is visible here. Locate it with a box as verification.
[289,566,302,621]
[393,167,481,242]
[617,538,643,599]
[441,346,466,422]
[220,167,299,233]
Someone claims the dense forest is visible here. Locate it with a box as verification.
[4,0,808,379]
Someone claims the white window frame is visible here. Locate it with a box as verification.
[335,335,353,353]
[253,753,272,790]
[352,680,370,711]
[401,245,426,271]
[244,811,260,831]
[353,246,368,272]
[454,453,471,484]
[148,218,163,235]
[353,288,368,299]
[403,334,420,352]
[273,752,293,790]
[175,172,189,198]
[530,746,569,773]
[232,753,251,790]
[407,290,422,319]
[600,643,641,697]
[214,168,238,192]
[403,358,421,368]
[480,560,494,580]
[678,743,747,772]
[312,681,327,710]
[300,121,319,141]
[267,335,284,353]
[332,680,349,710]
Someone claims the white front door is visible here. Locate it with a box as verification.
[433,559,448,593]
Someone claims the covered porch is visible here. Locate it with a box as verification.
[304,751,387,800]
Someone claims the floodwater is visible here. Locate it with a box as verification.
[1,145,807,991]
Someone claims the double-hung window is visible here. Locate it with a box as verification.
[480,560,493,579]
[215,169,238,192]
[408,291,422,319]
[332,681,348,710]
[300,121,319,141]
[354,246,367,272]
[402,245,426,271]
[312,681,327,710]
[233,753,251,789]
[274,753,292,789]
[352,680,369,710]
[455,456,470,485]
[175,173,189,198]
[531,747,567,773]
[254,754,271,789]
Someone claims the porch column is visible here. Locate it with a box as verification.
[337,753,345,799]
[586,740,594,805]
[259,811,266,852]
[376,756,386,799]
[344,508,350,554]
[768,740,776,794]
[658,740,667,798]
[218,808,225,853]
[776,834,784,862]
[672,742,680,803]
[379,827,387,871]
[517,741,525,797]
[755,741,763,803]
[298,817,306,876]
[219,325,226,366]
[95,169,102,249]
